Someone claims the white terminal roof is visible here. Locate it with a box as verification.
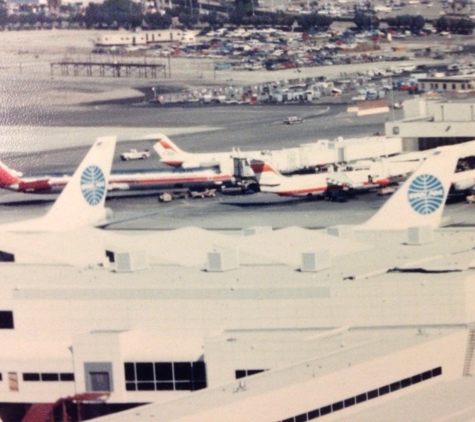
[2,225,475,331]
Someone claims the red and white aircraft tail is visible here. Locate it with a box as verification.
[250,161,284,187]
[0,161,22,189]
[151,134,189,167]
[2,136,116,232]
[152,134,235,171]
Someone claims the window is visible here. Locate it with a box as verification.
[125,360,207,392]
[332,401,344,411]
[393,127,399,135]
[443,83,447,90]
[307,409,319,418]
[344,397,355,407]
[390,381,401,391]
[0,251,14,262]
[0,311,14,329]
[23,373,40,381]
[41,373,59,382]
[85,362,113,393]
[356,393,367,403]
[90,372,110,391]
[235,369,266,379]
[23,372,74,382]
[281,367,442,421]
[60,373,75,381]
[411,374,422,384]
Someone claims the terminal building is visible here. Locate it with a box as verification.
[385,95,475,151]
[1,221,475,421]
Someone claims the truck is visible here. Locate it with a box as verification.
[120,149,151,161]
[283,116,304,125]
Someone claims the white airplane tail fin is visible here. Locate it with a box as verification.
[42,136,116,230]
[360,148,459,230]
[2,136,116,232]
[152,134,187,166]
[250,161,284,187]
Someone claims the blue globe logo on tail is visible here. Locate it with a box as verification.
[407,174,444,215]
[80,165,106,206]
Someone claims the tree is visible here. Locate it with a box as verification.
[84,0,143,29]
[297,12,333,32]
[271,11,295,29]
[0,5,7,27]
[205,10,228,27]
[178,10,198,28]
[412,14,425,32]
[144,12,172,29]
[234,0,258,17]
[434,16,475,34]
[353,10,378,30]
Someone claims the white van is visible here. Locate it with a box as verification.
[283,116,304,125]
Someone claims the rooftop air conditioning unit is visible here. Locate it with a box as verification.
[242,226,272,236]
[105,249,149,272]
[207,249,239,272]
[327,225,354,239]
[301,250,331,272]
[406,226,433,245]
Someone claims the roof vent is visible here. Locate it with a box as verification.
[300,250,331,272]
[242,226,272,236]
[105,249,149,272]
[406,226,433,245]
[327,225,354,239]
[207,249,239,272]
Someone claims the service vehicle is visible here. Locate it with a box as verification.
[120,149,151,161]
[283,116,304,125]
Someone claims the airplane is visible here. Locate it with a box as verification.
[0,136,116,232]
[249,146,475,199]
[152,133,252,172]
[249,159,394,198]
[0,160,236,196]
[151,133,410,175]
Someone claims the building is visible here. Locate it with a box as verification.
[94,29,196,47]
[385,97,475,151]
[418,74,475,93]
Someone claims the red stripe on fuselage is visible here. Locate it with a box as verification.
[277,186,327,196]
[161,160,184,167]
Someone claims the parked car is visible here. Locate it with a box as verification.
[283,116,304,125]
[120,149,151,161]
